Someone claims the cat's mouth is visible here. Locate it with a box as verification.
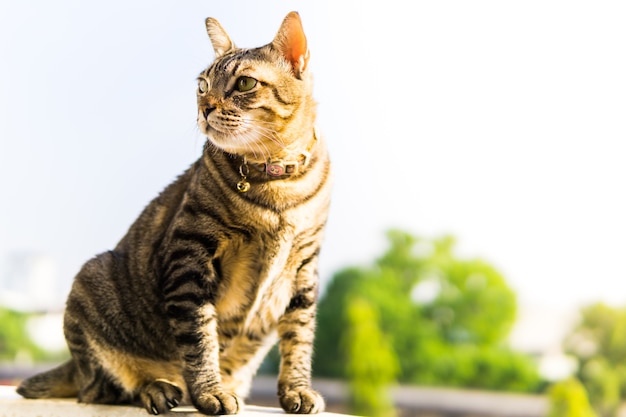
[199,112,282,160]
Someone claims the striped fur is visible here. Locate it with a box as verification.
[17,12,330,415]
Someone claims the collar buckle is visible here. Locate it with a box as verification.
[266,161,286,176]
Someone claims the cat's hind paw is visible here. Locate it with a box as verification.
[138,380,183,415]
[279,387,325,414]
[193,391,242,415]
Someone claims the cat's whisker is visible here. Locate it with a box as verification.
[254,136,273,160]
[236,119,284,155]
[238,129,269,160]
[243,123,285,150]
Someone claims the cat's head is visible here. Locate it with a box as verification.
[197,12,315,162]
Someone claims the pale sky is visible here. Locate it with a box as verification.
[1,0,625,322]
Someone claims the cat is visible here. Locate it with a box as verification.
[17,11,330,415]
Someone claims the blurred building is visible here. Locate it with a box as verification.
[509,303,578,381]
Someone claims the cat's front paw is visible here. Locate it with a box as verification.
[279,387,325,414]
[193,391,241,415]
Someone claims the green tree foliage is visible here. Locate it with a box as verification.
[548,378,597,417]
[343,297,399,417]
[0,307,46,362]
[564,303,626,416]
[315,230,542,393]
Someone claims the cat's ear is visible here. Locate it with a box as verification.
[272,11,309,79]
[205,17,236,58]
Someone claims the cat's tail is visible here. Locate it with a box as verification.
[17,359,79,398]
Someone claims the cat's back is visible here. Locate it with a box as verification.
[117,161,200,252]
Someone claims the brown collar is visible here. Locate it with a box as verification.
[248,127,318,177]
[235,127,318,192]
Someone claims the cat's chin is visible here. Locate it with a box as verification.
[207,132,245,154]
[206,128,274,161]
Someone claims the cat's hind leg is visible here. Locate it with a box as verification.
[74,348,185,414]
[138,380,183,415]
[17,359,79,398]
[74,360,132,405]
[65,252,185,413]
[75,346,186,414]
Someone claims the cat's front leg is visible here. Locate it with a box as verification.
[161,247,241,415]
[277,262,325,414]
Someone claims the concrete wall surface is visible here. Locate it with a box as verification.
[0,386,353,417]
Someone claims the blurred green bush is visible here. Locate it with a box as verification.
[548,377,597,417]
[315,230,543,393]
[565,303,626,416]
[0,307,68,364]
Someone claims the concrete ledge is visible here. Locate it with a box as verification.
[0,386,351,417]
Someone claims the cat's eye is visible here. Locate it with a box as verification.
[235,76,257,93]
[198,79,209,94]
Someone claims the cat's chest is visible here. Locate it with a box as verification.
[209,189,327,332]
[213,229,295,331]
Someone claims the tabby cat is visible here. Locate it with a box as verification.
[17,11,330,415]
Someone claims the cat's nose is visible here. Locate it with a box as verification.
[202,106,215,119]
